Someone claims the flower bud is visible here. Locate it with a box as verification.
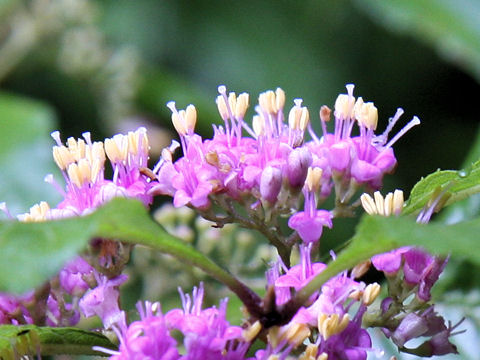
[287,147,312,188]
[260,166,283,203]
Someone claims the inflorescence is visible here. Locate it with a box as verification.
[0,85,461,359]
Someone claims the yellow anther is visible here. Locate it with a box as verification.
[66,137,86,162]
[354,97,378,130]
[88,142,106,165]
[242,320,262,342]
[216,94,229,121]
[185,105,197,133]
[52,146,74,170]
[299,344,319,360]
[105,137,122,164]
[374,191,385,216]
[259,90,276,114]
[235,93,249,119]
[275,88,285,111]
[267,356,279,360]
[267,326,281,348]
[320,105,331,123]
[318,353,328,360]
[173,110,188,136]
[90,159,102,183]
[317,313,350,340]
[281,323,310,348]
[288,100,309,131]
[67,159,91,188]
[360,192,377,215]
[252,115,265,137]
[363,282,381,306]
[392,189,404,215]
[334,93,355,120]
[228,92,237,114]
[360,190,404,216]
[349,289,363,301]
[19,201,51,222]
[351,260,371,279]
[306,167,323,192]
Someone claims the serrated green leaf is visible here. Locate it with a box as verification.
[356,0,480,82]
[403,159,480,215]
[0,198,245,300]
[0,92,60,214]
[0,325,115,358]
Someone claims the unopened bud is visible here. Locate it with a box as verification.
[260,166,283,203]
[287,147,312,188]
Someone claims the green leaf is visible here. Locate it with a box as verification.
[0,198,251,305]
[440,126,480,223]
[403,159,480,215]
[0,92,60,214]
[296,213,480,304]
[356,0,480,82]
[0,325,115,358]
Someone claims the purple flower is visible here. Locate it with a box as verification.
[371,247,410,274]
[59,256,93,296]
[288,209,333,244]
[79,273,127,329]
[403,249,447,302]
[109,302,180,360]
[275,244,326,292]
[165,283,244,360]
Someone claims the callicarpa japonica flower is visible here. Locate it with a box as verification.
[0,84,465,360]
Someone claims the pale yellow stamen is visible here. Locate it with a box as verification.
[19,201,51,222]
[318,313,350,340]
[334,93,355,120]
[216,94,229,121]
[318,353,328,360]
[105,134,128,163]
[242,320,262,342]
[259,90,276,114]
[266,324,309,349]
[354,97,378,130]
[299,344,318,360]
[185,105,197,133]
[351,260,371,279]
[306,167,323,192]
[275,88,285,111]
[360,190,404,216]
[288,101,309,131]
[52,146,74,170]
[252,115,265,136]
[363,282,381,306]
[374,191,385,216]
[235,92,249,119]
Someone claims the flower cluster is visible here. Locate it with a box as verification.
[154,84,420,246]
[0,85,463,359]
[0,127,155,329]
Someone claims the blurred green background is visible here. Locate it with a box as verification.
[1,0,480,358]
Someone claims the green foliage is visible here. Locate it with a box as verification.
[0,325,115,358]
[403,159,480,215]
[0,92,60,215]
[358,0,480,82]
[0,198,239,295]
